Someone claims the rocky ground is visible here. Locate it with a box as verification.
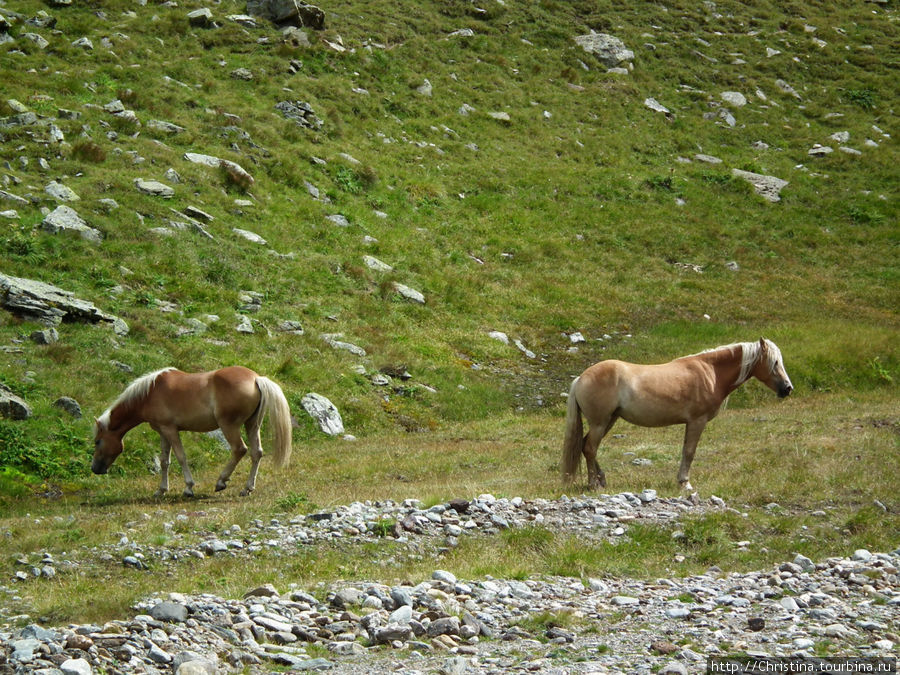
[1,492,897,674]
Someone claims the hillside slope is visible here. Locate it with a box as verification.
[0,0,896,484]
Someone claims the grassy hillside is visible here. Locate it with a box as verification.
[0,0,897,490]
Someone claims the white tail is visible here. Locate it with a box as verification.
[256,377,293,468]
[561,376,583,482]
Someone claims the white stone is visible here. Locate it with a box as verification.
[721,91,747,107]
[362,255,393,273]
[233,228,267,245]
[644,97,671,115]
[301,393,344,436]
[394,283,425,304]
[61,658,92,675]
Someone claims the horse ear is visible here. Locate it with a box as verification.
[759,337,766,348]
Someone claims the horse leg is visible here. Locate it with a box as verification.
[677,419,707,492]
[155,435,172,497]
[240,419,263,497]
[160,428,195,498]
[583,415,617,489]
[215,423,248,492]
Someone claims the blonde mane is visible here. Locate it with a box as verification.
[97,367,175,429]
[697,340,781,386]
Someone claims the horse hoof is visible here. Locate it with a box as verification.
[239,488,253,497]
[215,482,227,492]
[681,482,694,492]
[154,489,167,498]
[182,489,195,498]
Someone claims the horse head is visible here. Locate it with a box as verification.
[751,338,793,398]
[92,417,124,474]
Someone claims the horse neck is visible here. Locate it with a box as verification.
[105,398,145,436]
[695,345,747,395]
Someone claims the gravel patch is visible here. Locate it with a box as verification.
[1,493,897,673]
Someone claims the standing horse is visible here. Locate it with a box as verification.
[562,338,792,491]
[92,366,292,497]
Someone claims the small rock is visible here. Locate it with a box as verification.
[394,283,425,304]
[659,663,688,675]
[721,91,747,107]
[748,617,765,631]
[149,601,188,623]
[61,658,92,675]
[53,396,82,418]
[30,327,59,344]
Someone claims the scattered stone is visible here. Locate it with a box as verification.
[45,180,80,202]
[721,91,747,107]
[732,169,789,202]
[187,8,214,28]
[134,178,175,198]
[275,100,323,130]
[42,205,103,243]
[363,255,393,273]
[326,214,350,227]
[276,320,304,335]
[30,327,59,344]
[0,383,32,420]
[53,396,82,418]
[416,79,433,97]
[149,601,188,623]
[488,331,509,344]
[322,334,366,356]
[60,657,92,675]
[233,228,267,245]
[147,119,186,134]
[574,32,634,67]
[247,0,325,30]
[183,153,254,186]
[301,393,344,435]
[513,338,535,359]
[235,315,254,334]
[644,97,672,117]
[775,79,801,99]
[394,283,425,304]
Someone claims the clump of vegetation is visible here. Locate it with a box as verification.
[72,140,106,162]
[844,88,877,110]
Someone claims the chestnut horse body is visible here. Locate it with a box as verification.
[92,366,292,496]
[562,338,793,490]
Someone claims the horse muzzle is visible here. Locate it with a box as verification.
[778,384,793,398]
[91,459,110,475]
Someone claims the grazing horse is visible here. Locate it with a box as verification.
[561,338,793,491]
[92,366,292,497]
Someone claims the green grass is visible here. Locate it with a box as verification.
[0,0,896,629]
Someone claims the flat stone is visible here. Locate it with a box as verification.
[61,658,92,675]
[135,178,175,198]
[45,180,80,202]
[732,169,789,202]
[149,601,188,623]
[394,283,425,304]
[42,205,103,243]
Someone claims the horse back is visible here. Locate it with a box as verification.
[143,367,260,431]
